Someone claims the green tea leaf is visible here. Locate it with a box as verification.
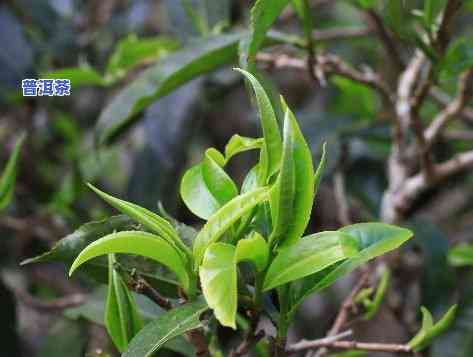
[442,37,473,77]
[97,32,244,144]
[449,244,473,267]
[239,0,291,69]
[69,231,190,291]
[88,184,189,257]
[269,107,295,245]
[193,187,270,267]
[200,243,237,328]
[202,149,238,205]
[105,254,143,352]
[290,223,413,315]
[0,133,25,211]
[106,35,179,80]
[224,135,264,162]
[181,149,238,219]
[313,143,327,202]
[409,305,458,352]
[263,231,359,291]
[181,164,221,220]
[234,69,282,182]
[123,299,208,357]
[236,231,269,272]
[277,98,315,248]
[42,66,105,87]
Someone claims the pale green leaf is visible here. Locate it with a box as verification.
[193,187,270,267]
[87,184,189,257]
[224,135,264,162]
[42,66,105,87]
[290,223,413,315]
[69,231,190,291]
[202,149,238,205]
[263,231,359,291]
[277,98,315,248]
[123,299,208,357]
[236,232,269,272]
[234,69,282,182]
[200,243,237,328]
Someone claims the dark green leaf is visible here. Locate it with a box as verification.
[0,133,25,211]
[105,254,143,352]
[442,37,473,77]
[263,231,359,291]
[239,0,291,69]
[123,299,208,357]
[97,32,244,144]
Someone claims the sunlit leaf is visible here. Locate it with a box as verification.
[193,186,270,267]
[263,231,359,291]
[69,231,190,291]
[236,231,269,272]
[234,69,282,182]
[224,135,263,162]
[200,243,237,328]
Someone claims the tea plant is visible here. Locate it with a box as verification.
[23,70,455,356]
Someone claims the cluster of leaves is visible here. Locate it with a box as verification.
[25,71,414,355]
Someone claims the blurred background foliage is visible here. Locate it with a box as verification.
[1,0,473,356]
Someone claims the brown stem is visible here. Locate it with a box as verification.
[287,338,411,353]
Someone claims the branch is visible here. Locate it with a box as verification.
[287,337,411,354]
[311,271,370,357]
[364,9,404,72]
[289,330,353,353]
[430,87,473,123]
[425,68,473,147]
[256,52,394,103]
[312,27,372,42]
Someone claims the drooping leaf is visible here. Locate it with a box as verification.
[236,231,269,272]
[193,186,270,267]
[97,32,244,144]
[234,69,282,182]
[239,0,291,69]
[69,231,190,291]
[276,99,315,248]
[123,299,208,357]
[409,305,458,352]
[105,254,143,352]
[0,133,25,211]
[88,184,190,257]
[289,223,413,315]
[199,243,238,328]
[263,231,359,291]
[181,149,238,219]
[449,244,473,267]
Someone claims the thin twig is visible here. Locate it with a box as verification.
[289,330,353,354]
[425,68,473,148]
[288,338,411,353]
[312,27,372,42]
